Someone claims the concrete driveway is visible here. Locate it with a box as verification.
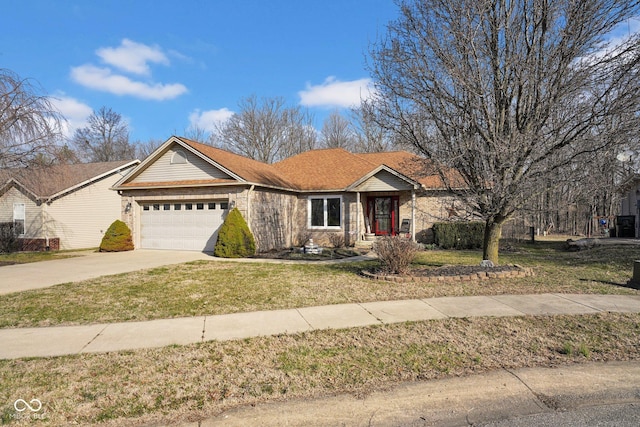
[0,250,214,295]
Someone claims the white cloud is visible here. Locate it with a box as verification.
[189,108,235,132]
[71,39,188,101]
[298,76,375,108]
[49,95,93,138]
[96,39,169,76]
[71,64,187,101]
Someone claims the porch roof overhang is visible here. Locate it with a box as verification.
[345,165,421,192]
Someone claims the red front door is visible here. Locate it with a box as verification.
[367,196,399,236]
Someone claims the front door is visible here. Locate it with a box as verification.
[367,196,399,236]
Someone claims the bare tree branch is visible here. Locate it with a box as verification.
[0,68,65,168]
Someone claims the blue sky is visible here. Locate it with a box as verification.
[3,0,399,143]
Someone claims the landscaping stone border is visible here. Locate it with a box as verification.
[361,264,535,283]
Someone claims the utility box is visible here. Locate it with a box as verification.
[616,216,636,238]
[632,261,640,288]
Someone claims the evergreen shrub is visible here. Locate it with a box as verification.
[214,208,256,258]
[433,221,485,250]
[99,220,134,252]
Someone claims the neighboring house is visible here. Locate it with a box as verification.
[112,136,463,252]
[619,174,640,238]
[0,160,139,250]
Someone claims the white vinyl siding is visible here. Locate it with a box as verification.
[0,187,41,237]
[134,147,233,183]
[353,170,413,192]
[140,200,227,251]
[46,174,127,250]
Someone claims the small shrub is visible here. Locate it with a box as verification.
[373,236,418,275]
[214,208,256,258]
[99,220,134,252]
[294,231,313,247]
[433,221,485,249]
[328,233,345,248]
[0,222,18,253]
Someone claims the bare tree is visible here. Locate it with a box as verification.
[214,95,316,163]
[320,110,356,150]
[183,125,209,143]
[0,68,65,168]
[368,0,640,263]
[133,138,163,160]
[71,106,135,162]
[350,104,396,153]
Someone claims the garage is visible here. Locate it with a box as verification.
[140,201,228,251]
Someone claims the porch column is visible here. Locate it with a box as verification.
[356,191,361,241]
[411,190,416,242]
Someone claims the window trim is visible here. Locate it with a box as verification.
[307,195,342,230]
[13,203,25,236]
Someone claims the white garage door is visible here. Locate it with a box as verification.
[140,201,228,251]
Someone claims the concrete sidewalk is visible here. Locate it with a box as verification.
[1,293,639,359]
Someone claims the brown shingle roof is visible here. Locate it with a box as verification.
[0,160,137,199]
[273,148,381,190]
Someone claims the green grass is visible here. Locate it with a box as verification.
[0,242,638,328]
[0,249,84,265]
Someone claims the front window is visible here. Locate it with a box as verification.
[308,196,341,229]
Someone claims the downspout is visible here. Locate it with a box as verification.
[42,199,49,250]
[247,185,255,230]
[411,189,416,242]
[356,191,360,241]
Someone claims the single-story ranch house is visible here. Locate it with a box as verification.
[112,136,463,252]
[0,160,139,250]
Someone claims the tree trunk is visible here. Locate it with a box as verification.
[483,219,504,264]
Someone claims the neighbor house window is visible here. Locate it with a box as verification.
[13,203,25,236]
[308,196,341,229]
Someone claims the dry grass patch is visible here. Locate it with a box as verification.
[1,313,639,426]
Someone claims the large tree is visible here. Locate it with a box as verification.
[213,95,316,163]
[0,68,64,168]
[320,110,356,150]
[71,106,135,162]
[368,0,640,263]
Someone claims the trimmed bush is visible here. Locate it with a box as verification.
[373,236,418,275]
[99,220,134,252]
[214,208,256,258]
[0,222,18,253]
[433,221,485,250]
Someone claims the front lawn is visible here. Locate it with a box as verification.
[0,241,638,328]
[1,241,639,426]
